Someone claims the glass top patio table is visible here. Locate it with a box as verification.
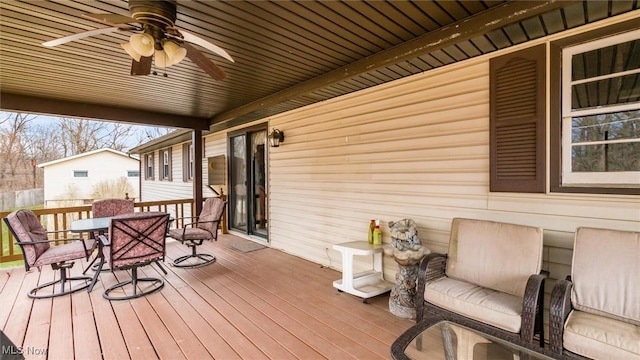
[70,217,112,234]
[391,318,560,360]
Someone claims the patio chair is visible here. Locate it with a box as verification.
[92,198,135,218]
[168,197,226,268]
[101,212,170,300]
[549,227,639,359]
[3,209,96,298]
[87,198,135,270]
[415,218,546,348]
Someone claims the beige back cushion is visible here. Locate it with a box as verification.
[446,218,543,297]
[571,227,640,326]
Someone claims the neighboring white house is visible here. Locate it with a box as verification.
[38,148,140,207]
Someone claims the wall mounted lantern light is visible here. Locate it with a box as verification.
[269,128,285,147]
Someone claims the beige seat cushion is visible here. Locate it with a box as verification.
[446,218,543,297]
[564,310,640,359]
[571,227,640,326]
[425,277,523,333]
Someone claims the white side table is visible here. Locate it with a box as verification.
[332,241,393,303]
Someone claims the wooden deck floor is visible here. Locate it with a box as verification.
[0,234,415,360]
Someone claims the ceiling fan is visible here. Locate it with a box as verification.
[42,0,233,81]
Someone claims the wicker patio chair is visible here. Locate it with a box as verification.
[4,209,96,298]
[549,227,639,359]
[415,218,546,349]
[167,197,226,268]
[100,211,170,300]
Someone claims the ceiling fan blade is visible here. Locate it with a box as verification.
[179,30,234,63]
[131,56,152,75]
[183,42,227,81]
[82,13,137,26]
[42,27,119,47]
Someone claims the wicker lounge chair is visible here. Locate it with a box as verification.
[415,218,546,349]
[549,227,640,359]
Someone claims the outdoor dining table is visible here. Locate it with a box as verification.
[70,217,111,292]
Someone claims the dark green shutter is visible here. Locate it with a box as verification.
[490,44,546,193]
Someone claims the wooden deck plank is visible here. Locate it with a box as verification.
[0,268,10,292]
[167,240,393,359]
[223,239,409,334]
[88,262,131,360]
[167,251,325,360]
[140,265,242,360]
[150,256,269,360]
[204,241,408,355]
[158,263,273,360]
[168,242,368,358]
[209,255,389,359]
[105,271,158,360]
[170,248,359,360]
[49,295,74,359]
[3,234,418,360]
[21,269,53,360]
[7,269,44,345]
[70,262,102,360]
[137,266,214,360]
[0,267,27,331]
[128,291,188,360]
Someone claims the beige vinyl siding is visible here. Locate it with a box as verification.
[265,52,640,322]
[141,144,190,201]
[141,136,230,203]
[268,61,491,274]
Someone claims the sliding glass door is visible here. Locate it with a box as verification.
[229,127,268,239]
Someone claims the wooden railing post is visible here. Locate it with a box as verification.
[220,188,228,234]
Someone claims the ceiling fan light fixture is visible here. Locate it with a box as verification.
[162,40,187,65]
[121,42,142,62]
[130,33,154,57]
[154,49,170,68]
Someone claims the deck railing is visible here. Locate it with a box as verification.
[0,198,214,264]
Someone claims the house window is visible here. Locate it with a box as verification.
[161,148,172,181]
[73,170,88,178]
[127,170,139,177]
[560,29,640,187]
[145,154,154,180]
[183,143,193,181]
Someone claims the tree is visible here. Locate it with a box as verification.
[0,112,175,191]
[134,126,175,146]
[58,118,135,156]
[0,112,36,190]
[91,177,134,200]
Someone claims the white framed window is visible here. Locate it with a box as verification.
[127,170,139,177]
[561,29,640,186]
[145,154,154,180]
[73,170,88,178]
[161,148,172,180]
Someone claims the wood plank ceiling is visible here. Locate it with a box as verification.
[1,1,638,132]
